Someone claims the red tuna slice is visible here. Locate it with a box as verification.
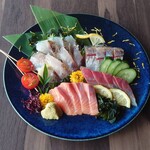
[83,83,99,115]
[73,83,90,115]
[81,67,137,106]
[79,67,97,85]
[92,71,114,89]
[59,83,82,115]
[49,87,75,115]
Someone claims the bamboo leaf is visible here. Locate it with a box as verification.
[3,32,42,57]
[3,34,22,45]
[30,5,85,36]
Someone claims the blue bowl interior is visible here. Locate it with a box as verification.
[3,14,150,141]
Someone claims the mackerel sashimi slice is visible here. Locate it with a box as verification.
[85,46,124,71]
[80,67,137,106]
[49,82,99,116]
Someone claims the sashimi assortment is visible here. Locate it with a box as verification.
[1,7,139,123]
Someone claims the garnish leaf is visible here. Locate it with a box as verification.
[38,75,44,85]
[3,32,43,57]
[44,77,51,85]
[43,64,48,81]
[37,86,43,94]
[3,34,22,45]
[30,5,85,36]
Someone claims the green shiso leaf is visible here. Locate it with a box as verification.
[30,5,85,36]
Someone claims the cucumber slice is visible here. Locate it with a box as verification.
[113,62,130,75]
[107,60,121,74]
[116,68,137,83]
[99,58,112,73]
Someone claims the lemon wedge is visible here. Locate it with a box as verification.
[110,89,131,108]
[94,85,112,99]
[76,33,105,46]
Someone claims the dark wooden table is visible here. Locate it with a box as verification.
[0,0,150,150]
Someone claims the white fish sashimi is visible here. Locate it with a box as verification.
[45,54,70,79]
[30,52,60,81]
[58,47,78,71]
[64,35,83,67]
[30,52,46,70]
[48,36,64,47]
[73,45,83,67]
[36,40,57,56]
[64,35,76,46]
[33,36,82,79]
[48,36,78,71]
[38,64,60,82]
[36,40,51,54]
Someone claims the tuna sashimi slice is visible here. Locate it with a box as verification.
[59,83,82,115]
[73,83,90,115]
[49,82,99,116]
[80,67,137,106]
[83,83,99,115]
[49,87,74,115]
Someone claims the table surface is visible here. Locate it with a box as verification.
[0,0,150,150]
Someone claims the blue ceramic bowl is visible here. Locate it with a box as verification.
[3,14,150,141]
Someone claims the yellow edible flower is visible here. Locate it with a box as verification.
[39,93,54,108]
[70,70,84,83]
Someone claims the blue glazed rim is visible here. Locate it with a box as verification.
[3,14,150,141]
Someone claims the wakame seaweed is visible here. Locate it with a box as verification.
[96,94,124,123]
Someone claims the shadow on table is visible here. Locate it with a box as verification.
[49,136,109,150]
[143,98,150,121]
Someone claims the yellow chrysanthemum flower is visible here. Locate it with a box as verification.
[70,70,84,83]
[39,93,54,108]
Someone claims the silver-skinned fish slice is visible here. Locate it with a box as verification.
[85,46,124,71]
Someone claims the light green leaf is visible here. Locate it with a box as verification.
[43,64,48,81]
[4,33,34,57]
[30,5,85,36]
[3,34,22,45]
